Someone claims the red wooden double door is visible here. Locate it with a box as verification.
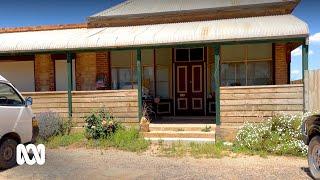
[175,62,204,116]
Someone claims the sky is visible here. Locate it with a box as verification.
[0,0,319,81]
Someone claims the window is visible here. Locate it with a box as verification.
[156,48,171,99]
[221,43,273,86]
[112,68,132,89]
[110,50,155,96]
[143,67,154,96]
[0,83,23,106]
[156,67,169,98]
[175,48,204,62]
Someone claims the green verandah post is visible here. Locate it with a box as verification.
[67,52,73,119]
[302,42,309,112]
[136,49,143,120]
[213,44,221,125]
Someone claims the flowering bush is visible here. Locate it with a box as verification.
[38,111,69,140]
[84,109,123,139]
[234,113,310,156]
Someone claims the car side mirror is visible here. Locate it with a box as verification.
[25,97,33,106]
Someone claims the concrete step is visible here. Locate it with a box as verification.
[149,124,215,132]
[142,131,215,139]
[145,137,215,143]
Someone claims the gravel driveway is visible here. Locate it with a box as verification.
[0,148,312,180]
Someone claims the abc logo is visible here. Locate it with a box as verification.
[16,144,45,165]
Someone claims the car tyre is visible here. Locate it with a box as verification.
[0,138,18,169]
[308,136,320,179]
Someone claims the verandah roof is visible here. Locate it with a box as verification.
[0,15,308,54]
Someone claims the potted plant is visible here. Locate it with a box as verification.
[139,102,153,132]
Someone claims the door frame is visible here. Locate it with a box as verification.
[172,47,207,116]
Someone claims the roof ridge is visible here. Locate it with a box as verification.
[0,23,88,34]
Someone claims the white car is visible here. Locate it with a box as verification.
[0,75,38,169]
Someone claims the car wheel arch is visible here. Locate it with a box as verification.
[0,132,21,145]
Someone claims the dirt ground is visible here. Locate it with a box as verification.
[0,148,312,180]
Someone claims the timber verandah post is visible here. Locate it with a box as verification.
[136,49,143,120]
[67,52,73,119]
[302,41,309,112]
[213,44,221,125]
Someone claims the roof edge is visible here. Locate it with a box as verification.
[89,0,299,19]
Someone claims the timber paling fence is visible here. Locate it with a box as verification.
[305,70,320,113]
[220,84,304,125]
[22,89,139,127]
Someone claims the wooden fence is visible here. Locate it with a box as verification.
[220,84,304,125]
[22,90,139,127]
[305,70,320,112]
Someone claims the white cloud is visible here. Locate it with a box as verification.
[291,70,300,75]
[291,47,314,57]
[310,33,320,43]
[291,48,302,56]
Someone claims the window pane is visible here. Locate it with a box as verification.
[157,82,169,98]
[143,67,154,96]
[142,49,153,66]
[235,63,246,86]
[176,49,189,61]
[119,69,132,89]
[247,61,272,85]
[0,83,23,106]
[156,67,169,98]
[111,69,118,90]
[221,45,246,62]
[156,48,171,66]
[190,48,203,61]
[110,50,132,66]
[111,68,132,89]
[248,43,272,60]
[221,64,236,86]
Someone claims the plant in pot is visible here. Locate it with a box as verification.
[140,102,154,132]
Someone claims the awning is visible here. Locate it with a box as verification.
[0,15,308,54]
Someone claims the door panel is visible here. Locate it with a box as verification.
[175,62,204,115]
[177,66,187,93]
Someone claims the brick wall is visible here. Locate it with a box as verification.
[275,43,289,85]
[34,54,55,91]
[75,52,97,91]
[96,52,111,89]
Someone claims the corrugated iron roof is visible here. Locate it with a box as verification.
[0,15,308,54]
[90,0,297,17]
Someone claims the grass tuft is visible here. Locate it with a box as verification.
[39,128,150,152]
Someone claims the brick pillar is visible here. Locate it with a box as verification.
[34,54,55,91]
[96,52,111,89]
[75,52,97,91]
[275,43,288,84]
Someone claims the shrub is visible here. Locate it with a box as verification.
[84,109,123,139]
[38,111,67,140]
[234,113,309,156]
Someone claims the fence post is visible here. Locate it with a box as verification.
[136,49,142,121]
[302,43,309,112]
[67,52,73,119]
[213,44,221,125]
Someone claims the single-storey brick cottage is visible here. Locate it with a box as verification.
[0,0,309,140]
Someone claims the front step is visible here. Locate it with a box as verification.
[149,124,216,131]
[145,137,215,143]
[143,123,216,143]
[143,131,215,139]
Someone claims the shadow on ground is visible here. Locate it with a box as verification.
[301,167,314,179]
